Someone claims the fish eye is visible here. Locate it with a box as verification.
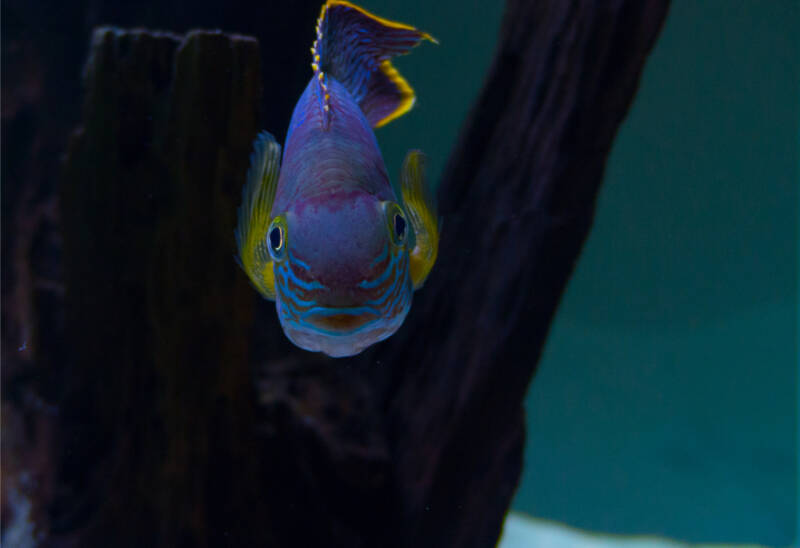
[394,213,406,241]
[267,216,287,261]
[269,226,283,251]
[383,202,407,246]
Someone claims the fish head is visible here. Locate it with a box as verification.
[270,189,413,357]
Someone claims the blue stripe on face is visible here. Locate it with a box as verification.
[278,258,325,294]
[381,253,410,318]
[358,244,397,289]
[299,305,381,319]
[365,251,406,309]
[288,251,313,272]
[276,272,317,307]
[368,242,389,268]
[274,241,413,356]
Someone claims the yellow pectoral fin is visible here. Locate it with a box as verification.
[400,150,439,289]
[235,131,281,300]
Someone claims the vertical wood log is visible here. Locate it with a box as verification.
[58,28,267,547]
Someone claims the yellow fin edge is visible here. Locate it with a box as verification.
[323,0,438,42]
[374,60,416,128]
[400,150,439,288]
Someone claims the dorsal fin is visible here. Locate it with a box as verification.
[311,0,435,128]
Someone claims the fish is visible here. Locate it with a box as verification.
[236,0,440,358]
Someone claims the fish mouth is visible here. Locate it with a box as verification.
[277,299,411,358]
[303,306,381,334]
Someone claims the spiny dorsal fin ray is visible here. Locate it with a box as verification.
[235,131,281,300]
[312,0,435,128]
[400,150,439,288]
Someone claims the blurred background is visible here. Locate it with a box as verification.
[3,0,798,546]
[511,2,798,546]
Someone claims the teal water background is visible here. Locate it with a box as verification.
[513,3,798,546]
[369,0,798,545]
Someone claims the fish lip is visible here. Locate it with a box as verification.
[302,305,381,334]
[277,297,412,357]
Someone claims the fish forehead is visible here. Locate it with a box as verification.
[287,189,388,282]
[273,77,394,212]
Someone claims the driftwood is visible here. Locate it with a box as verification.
[57,28,270,547]
[5,0,669,546]
[373,2,671,545]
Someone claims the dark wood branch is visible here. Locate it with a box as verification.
[57,28,268,547]
[373,1,671,546]
[20,0,669,546]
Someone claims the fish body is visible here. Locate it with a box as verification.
[236,1,439,357]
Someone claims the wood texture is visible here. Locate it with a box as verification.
[57,28,268,547]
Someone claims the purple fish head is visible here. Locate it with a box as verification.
[272,189,413,357]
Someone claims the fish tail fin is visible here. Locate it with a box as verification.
[312,0,435,128]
